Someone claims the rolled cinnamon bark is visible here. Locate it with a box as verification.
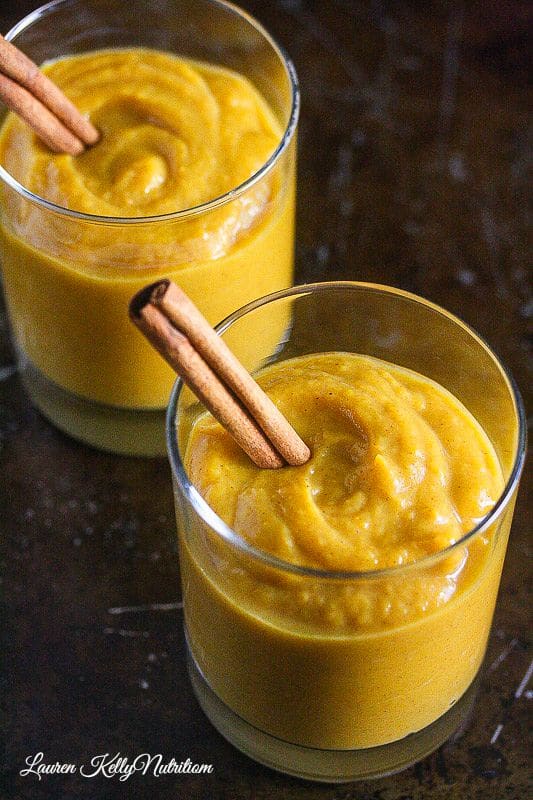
[130,281,311,470]
[0,34,99,154]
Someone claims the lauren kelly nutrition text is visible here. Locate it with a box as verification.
[20,752,214,781]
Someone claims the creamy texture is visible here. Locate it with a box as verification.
[1,48,281,262]
[0,48,294,409]
[186,352,503,629]
[180,352,508,748]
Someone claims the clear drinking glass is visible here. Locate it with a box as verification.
[0,0,298,455]
[167,282,526,782]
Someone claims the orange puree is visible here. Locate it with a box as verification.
[182,352,506,749]
[0,48,294,408]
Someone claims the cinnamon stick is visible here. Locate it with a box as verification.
[0,73,85,155]
[129,281,311,470]
[150,280,311,467]
[0,34,99,154]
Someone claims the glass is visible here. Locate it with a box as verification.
[167,282,526,782]
[0,0,298,455]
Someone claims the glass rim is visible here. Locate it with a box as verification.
[166,281,527,581]
[0,0,300,226]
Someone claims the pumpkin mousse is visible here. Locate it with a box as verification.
[181,352,505,748]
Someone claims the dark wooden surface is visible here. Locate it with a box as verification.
[1,2,531,798]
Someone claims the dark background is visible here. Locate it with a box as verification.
[1,1,531,798]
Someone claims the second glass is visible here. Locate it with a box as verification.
[0,0,298,455]
[167,282,525,782]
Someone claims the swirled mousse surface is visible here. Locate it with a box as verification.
[0,47,293,410]
[0,48,281,261]
[186,352,504,632]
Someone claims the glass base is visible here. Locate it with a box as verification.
[19,356,167,457]
[186,641,478,783]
